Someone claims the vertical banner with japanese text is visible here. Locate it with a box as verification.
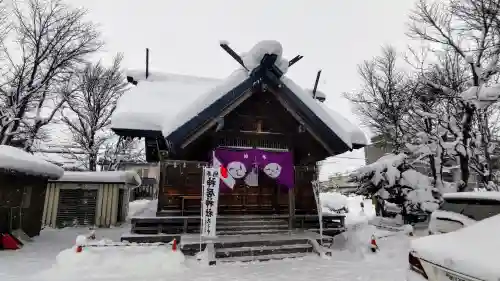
[311,180,323,244]
[201,167,220,238]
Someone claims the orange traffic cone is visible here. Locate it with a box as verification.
[171,238,177,252]
[76,245,83,253]
[370,235,378,253]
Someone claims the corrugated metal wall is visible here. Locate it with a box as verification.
[42,182,129,228]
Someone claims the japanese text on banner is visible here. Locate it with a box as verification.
[201,167,220,237]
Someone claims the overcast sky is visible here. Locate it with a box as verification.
[66,0,417,180]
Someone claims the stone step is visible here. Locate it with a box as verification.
[217,215,288,221]
[215,243,313,259]
[217,229,290,236]
[216,220,288,226]
[215,237,310,249]
[120,233,179,243]
[217,252,314,263]
[216,224,289,231]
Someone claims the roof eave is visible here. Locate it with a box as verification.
[165,71,264,149]
[111,128,163,138]
[262,70,352,156]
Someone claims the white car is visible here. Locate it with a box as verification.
[408,213,500,281]
[428,191,500,235]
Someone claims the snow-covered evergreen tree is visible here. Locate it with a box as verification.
[349,153,440,217]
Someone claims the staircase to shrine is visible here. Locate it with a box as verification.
[121,215,322,262]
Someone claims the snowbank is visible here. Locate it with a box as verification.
[321,192,348,213]
[128,199,158,218]
[37,244,186,281]
[0,145,64,179]
[411,214,500,280]
[53,171,141,186]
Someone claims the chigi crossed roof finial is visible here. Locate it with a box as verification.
[219,41,303,71]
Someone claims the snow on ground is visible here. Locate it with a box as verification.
[0,196,414,281]
[128,198,158,218]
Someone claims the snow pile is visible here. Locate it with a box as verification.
[38,243,185,280]
[321,192,348,213]
[241,40,289,74]
[0,145,64,179]
[54,171,141,186]
[128,199,158,218]
[411,214,500,280]
[345,196,376,225]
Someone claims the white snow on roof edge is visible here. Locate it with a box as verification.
[111,72,223,132]
[52,171,142,186]
[161,69,249,137]
[0,145,64,179]
[319,103,368,146]
[281,77,353,149]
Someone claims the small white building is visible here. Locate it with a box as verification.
[42,171,141,228]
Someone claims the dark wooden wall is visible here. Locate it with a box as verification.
[157,161,318,215]
[0,172,48,237]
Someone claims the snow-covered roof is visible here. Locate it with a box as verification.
[411,214,500,280]
[112,71,222,132]
[162,69,248,137]
[0,145,64,180]
[111,40,367,152]
[52,171,141,186]
[443,191,500,201]
[318,103,368,146]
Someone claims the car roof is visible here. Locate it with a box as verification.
[442,191,500,201]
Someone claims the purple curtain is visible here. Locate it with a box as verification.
[213,148,295,190]
[253,149,294,190]
[214,148,255,179]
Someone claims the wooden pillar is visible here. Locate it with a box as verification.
[288,181,295,230]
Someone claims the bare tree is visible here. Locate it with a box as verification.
[408,0,500,191]
[62,54,128,171]
[99,137,146,171]
[0,0,102,149]
[344,46,416,152]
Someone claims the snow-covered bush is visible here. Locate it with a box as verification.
[349,153,440,215]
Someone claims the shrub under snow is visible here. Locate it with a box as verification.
[349,153,440,214]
